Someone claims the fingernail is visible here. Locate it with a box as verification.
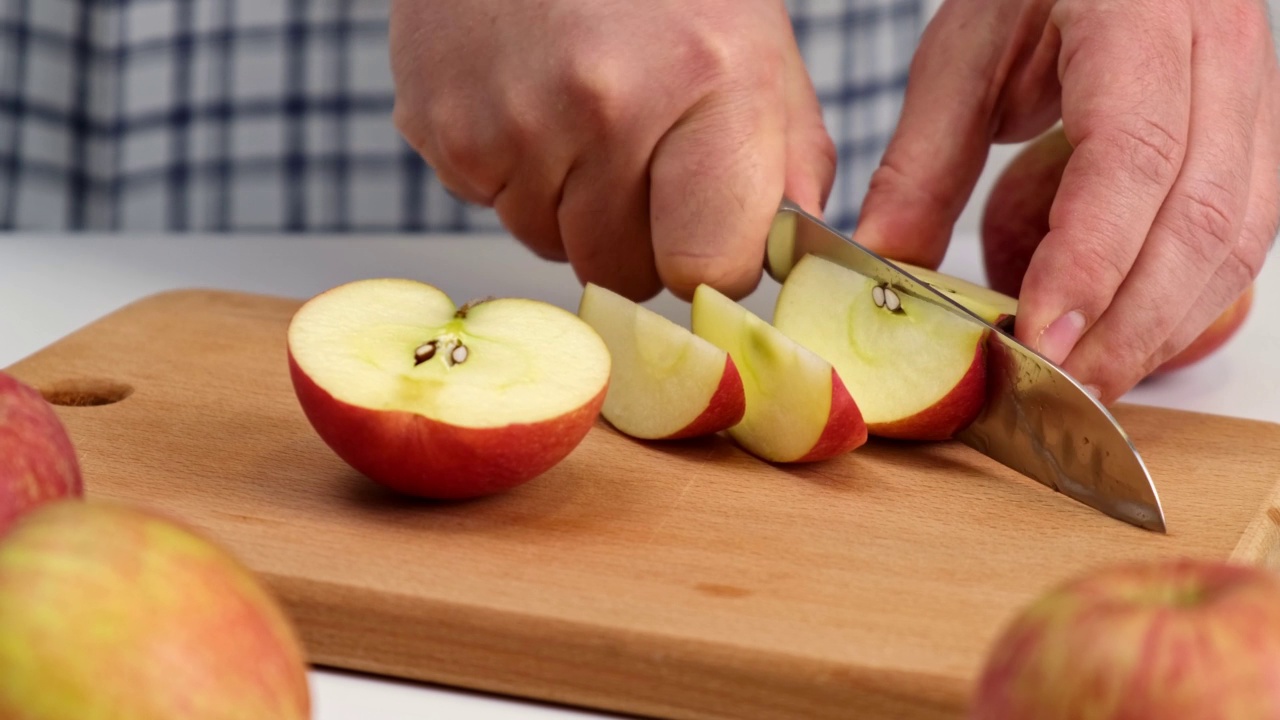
[1037,310,1086,365]
[1083,384,1102,400]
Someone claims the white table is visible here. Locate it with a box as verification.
[3,232,1279,719]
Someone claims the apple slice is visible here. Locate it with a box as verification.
[287,278,611,499]
[773,255,987,441]
[577,283,745,440]
[892,260,1019,325]
[690,284,866,463]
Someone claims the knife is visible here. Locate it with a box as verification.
[763,198,1167,533]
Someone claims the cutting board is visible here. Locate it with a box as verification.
[9,288,1280,720]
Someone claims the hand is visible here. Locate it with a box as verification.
[389,0,835,302]
[854,0,1280,403]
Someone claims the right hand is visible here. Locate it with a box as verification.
[389,0,836,302]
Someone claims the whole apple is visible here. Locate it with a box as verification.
[0,499,311,720]
[0,371,83,534]
[970,557,1280,719]
[982,127,1254,374]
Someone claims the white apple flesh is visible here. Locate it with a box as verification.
[892,260,1019,325]
[577,283,745,440]
[690,284,866,463]
[288,278,611,499]
[773,255,987,441]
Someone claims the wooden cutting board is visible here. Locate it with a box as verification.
[8,288,1280,720]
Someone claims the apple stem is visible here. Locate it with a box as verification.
[456,296,495,319]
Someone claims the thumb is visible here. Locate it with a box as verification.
[853,6,1002,268]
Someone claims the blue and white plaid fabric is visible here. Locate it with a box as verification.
[0,0,923,234]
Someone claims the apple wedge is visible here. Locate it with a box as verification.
[577,283,745,440]
[690,284,866,463]
[288,278,611,499]
[892,260,1018,326]
[773,255,987,441]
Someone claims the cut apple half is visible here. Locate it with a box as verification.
[892,260,1019,325]
[690,284,866,463]
[287,278,611,499]
[773,255,987,441]
[577,283,745,440]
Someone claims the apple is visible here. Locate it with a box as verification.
[773,254,987,441]
[0,499,311,719]
[983,126,1256,374]
[970,557,1280,720]
[577,282,745,440]
[892,260,1018,326]
[288,278,611,499]
[0,371,83,534]
[690,283,866,463]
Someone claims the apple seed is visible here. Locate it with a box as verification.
[414,341,438,366]
[872,285,886,308]
[883,287,902,312]
[450,343,469,365]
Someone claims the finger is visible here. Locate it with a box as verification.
[649,77,787,301]
[780,33,837,219]
[1013,0,1193,371]
[492,160,570,263]
[558,144,663,301]
[1154,65,1280,375]
[851,0,1008,268]
[1052,0,1270,401]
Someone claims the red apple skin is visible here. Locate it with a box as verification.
[868,344,986,442]
[661,356,746,440]
[971,557,1280,720]
[0,371,83,535]
[0,499,311,720]
[289,350,605,499]
[1154,285,1255,374]
[795,369,868,462]
[981,128,1073,299]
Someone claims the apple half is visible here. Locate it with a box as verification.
[690,284,866,463]
[773,255,987,441]
[577,283,745,440]
[287,278,611,499]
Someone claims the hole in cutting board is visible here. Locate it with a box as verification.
[40,378,134,407]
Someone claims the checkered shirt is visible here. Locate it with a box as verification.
[0,0,923,234]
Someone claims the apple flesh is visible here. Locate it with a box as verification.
[0,499,311,719]
[0,371,83,535]
[892,261,1018,326]
[288,278,611,499]
[983,126,1254,373]
[577,282,745,440]
[971,557,1280,720]
[773,255,987,441]
[690,283,866,463]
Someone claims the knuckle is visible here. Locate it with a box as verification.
[560,54,632,133]
[1098,115,1185,188]
[1167,178,1240,262]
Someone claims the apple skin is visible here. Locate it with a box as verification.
[868,344,986,442]
[0,499,311,720]
[288,350,606,499]
[796,369,867,462]
[662,356,746,440]
[982,126,1255,374]
[970,557,1280,720]
[0,371,83,535]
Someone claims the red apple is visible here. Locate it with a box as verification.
[691,283,867,463]
[0,499,311,719]
[981,127,1073,299]
[772,254,987,441]
[577,282,745,440]
[288,278,611,499]
[971,557,1280,720]
[0,371,83,534]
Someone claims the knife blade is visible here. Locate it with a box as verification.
[763,199,1167,533]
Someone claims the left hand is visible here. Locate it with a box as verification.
[853,0,1280,403]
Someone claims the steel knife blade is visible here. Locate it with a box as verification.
[764,199,1166,533]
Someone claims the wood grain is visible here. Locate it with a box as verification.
[8,288,1280,720]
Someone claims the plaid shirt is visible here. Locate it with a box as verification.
[0,0,922,234]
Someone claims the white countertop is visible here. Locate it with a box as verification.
[3,232,1279,718]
